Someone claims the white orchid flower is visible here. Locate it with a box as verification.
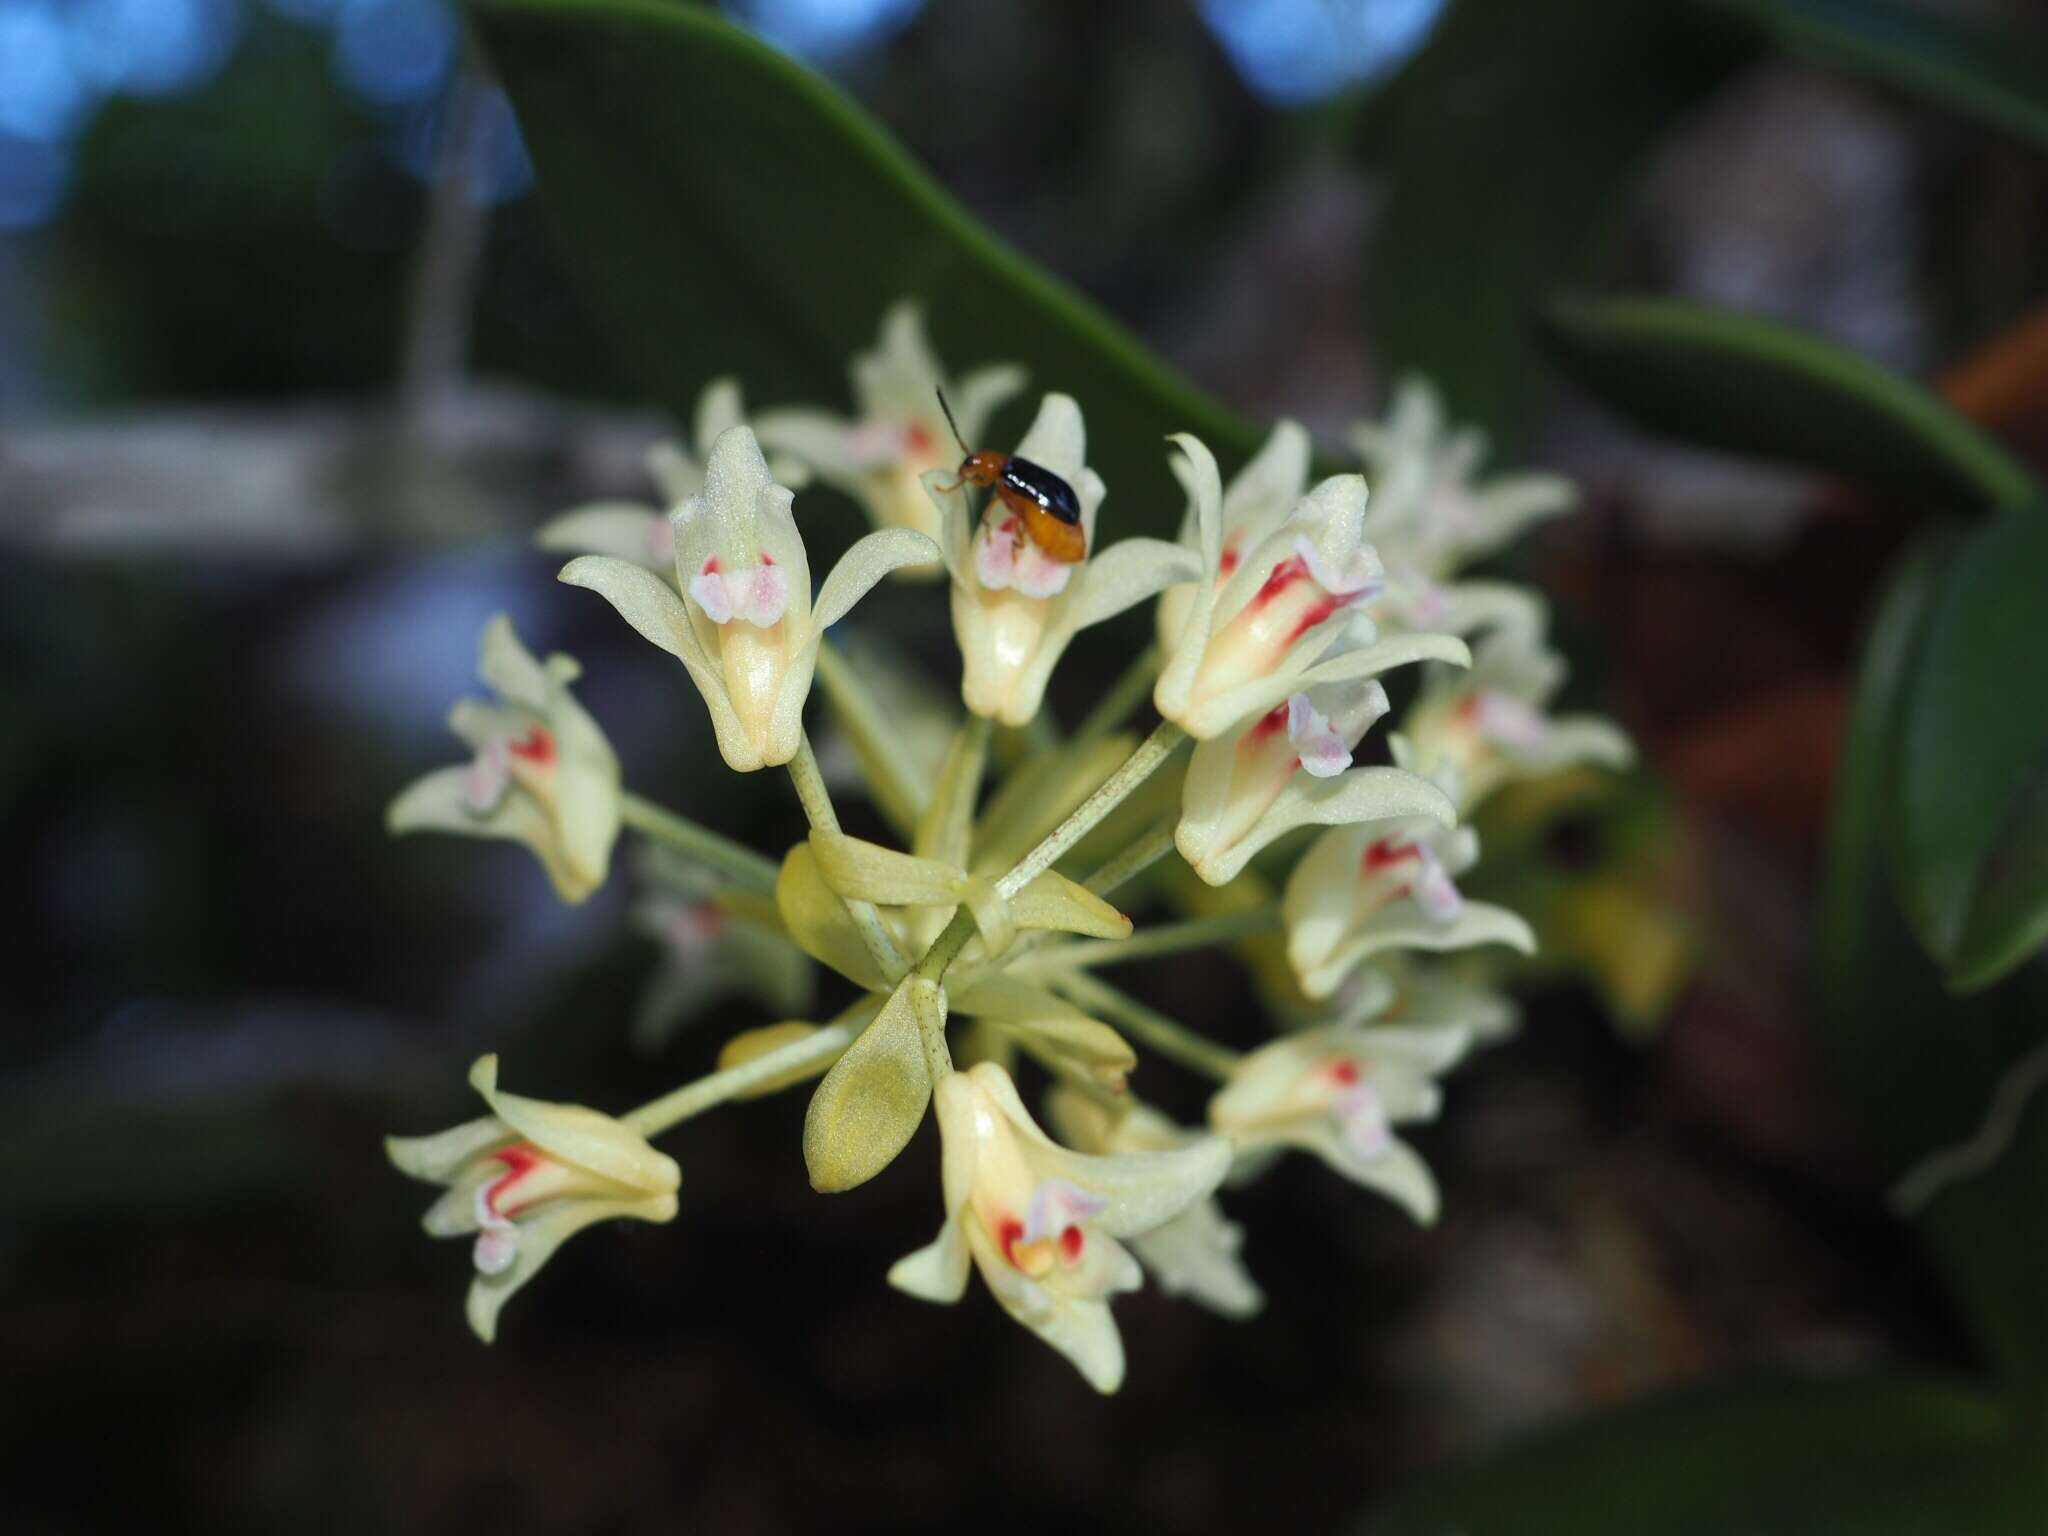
[889,1062,1232,1393]
[1350,377,1575,585]
[1282,810,1536,1000]
[387,612,621,903]
[1045,1087,1263,1319]
[558,425,938,772]
[1354,950,1522,1050]
[756,300,1025,564]
[1343,378,1575,649]
[1208,1020,1470,1223]
[629,846,815,1053]
[930,394,1199,726]
[1400,630,1635,816]
[1155,436,1468,740]
[1156,418,1313,654]
[1174,624,1457,885]
[386,1055,680,1342]
[535,378,809,576]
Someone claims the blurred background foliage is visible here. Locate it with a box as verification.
[4,0,2048,1531]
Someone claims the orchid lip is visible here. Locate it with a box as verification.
[1335,1076,1391,1158]
[473,1228,519,1276]
[1294,533,1382,602]
[462,741,511,814]
[1024,1178,1106,1246]
[1285,693,1353,778]
[689,556,791,628]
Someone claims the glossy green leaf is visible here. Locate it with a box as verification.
[1822,535,2048,1382]
[1542,295,2042,511]
[1365,0,1751,452]
[1360,1374,2041,1535]
[1889,508,2048,991]
[468,0,1258,536]
[1708,0,2048,155]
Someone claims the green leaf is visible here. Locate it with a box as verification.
[468,0,1258,536]
[1822,535,2048,1383]
[1889,507,2048,991]
[1541,295,2042,511]
[1360,1374,2040,1535]
[1365,0,1752,452]
[1707,0,2048,155]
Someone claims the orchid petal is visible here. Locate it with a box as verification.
[465,1190,676,1343]
[1061,536,1202,634]
[813,527,944,631]
[1297,900,1536,999]
[387,766,591,902]
[558,554,695,662]
[385,1115,513,1184]
[965,1065,1231,1238]
[536,504,674,570]
[888,1213,973,1303]
[468,1055,679,1194]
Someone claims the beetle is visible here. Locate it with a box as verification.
[936,388,1087,564]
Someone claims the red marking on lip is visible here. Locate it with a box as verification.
[998,1217,1026,1267]
[1059,1225,1084,1262]
[1248,701,1291,743]
[1284,595,1341,647]
[1219,545,1241,578]
[1329,1059,1361,1087]
[1364,839,1422,873]
[702,556,721,575]
[1455,694,1482,724]
[907,423,933,457]
[1246,554,1359,645]
[507,728,556,765]
[485,1144,543,1218]
[1249,555,1310,612]
[760,552,775,567]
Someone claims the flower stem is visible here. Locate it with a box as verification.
[1055,971,1241,1082]
[918,714,991,867]
[1083,811,1179,898]
[914,907,980,983]
[787,732,906,982]
[905,722,1190,1060]
[618,792,779,895]
[784,729,844,830]
[1069,642,1160,746]
[813,640,926,838]
[1019,904,1281,975]
[995,720,1185,899]
[623,1013,864,1136]
[910,974,953,1082]
[952,811,1182,989]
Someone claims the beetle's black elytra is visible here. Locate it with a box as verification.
[1000,457,1082,525]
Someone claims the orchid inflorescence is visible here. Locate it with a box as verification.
[385,302,1633,1391]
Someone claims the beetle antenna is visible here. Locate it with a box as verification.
[935,387,971,458]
